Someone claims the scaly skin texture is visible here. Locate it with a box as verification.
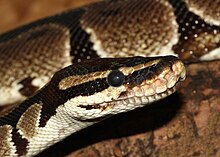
[0,56,185,156]
[62,60,220,157]
[0,0,101,33]
[0,0,219,157]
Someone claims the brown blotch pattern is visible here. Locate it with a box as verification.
[17,103,42,139]
[11,129,28,156]
[170,0,220,62]
[82,0,178,57]
[0,23,71,90]
[18,77,39,97]
[174,29,220,61]
[0,125,13,156]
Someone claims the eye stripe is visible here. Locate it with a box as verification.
[58,59,160,90]
[60,63,164,98]
[63,78,109,97]
[59,71,110,90]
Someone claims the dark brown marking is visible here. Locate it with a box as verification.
[38,56,179,127]
[118,91,127,99]
[26,28,49,41]
[18,77,39,97]
[0,125,12,156]
[78,104,111,110]
[11,129,28,156]
[185,0,220,25]
[0,103,20,118]
[0,23,72,94]
[0,56,179,128]
[69,24,99,63]
[101,8,121,17]
[169,0,220,62]
[82,0,178,57]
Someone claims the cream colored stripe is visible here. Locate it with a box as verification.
[59,70,109,90]
[58,59,160,90]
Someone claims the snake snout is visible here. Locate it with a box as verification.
[171,61,186,81]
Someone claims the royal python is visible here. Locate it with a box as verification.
[0,0,219,156]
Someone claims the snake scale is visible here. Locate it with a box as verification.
[0,0,219,156]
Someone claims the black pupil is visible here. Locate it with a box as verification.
[107,70,125,87]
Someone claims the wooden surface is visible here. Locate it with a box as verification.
[0,1,219,157]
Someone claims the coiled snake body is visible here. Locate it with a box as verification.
[0,0,219,156]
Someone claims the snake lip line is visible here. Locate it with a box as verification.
[78,63,186,111]
[78,85,177,111]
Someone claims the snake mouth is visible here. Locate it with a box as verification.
[78,86,177,111]
[78,60,186,111]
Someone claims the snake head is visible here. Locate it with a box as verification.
[51,55,186,120]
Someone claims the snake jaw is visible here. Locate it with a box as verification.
[112,59,186,108]
[115,59,185,112]
[67,57,186,120]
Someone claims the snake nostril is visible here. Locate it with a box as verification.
[107,70,125,87]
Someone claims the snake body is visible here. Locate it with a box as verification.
[0,0,219,156]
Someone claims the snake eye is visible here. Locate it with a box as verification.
[107,70,125,87]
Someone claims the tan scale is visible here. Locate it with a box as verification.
[81,0,178,58]
[0,0,219,156]
[0,125,14,156]
[16,103,42,139]
[0,23,72,106]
